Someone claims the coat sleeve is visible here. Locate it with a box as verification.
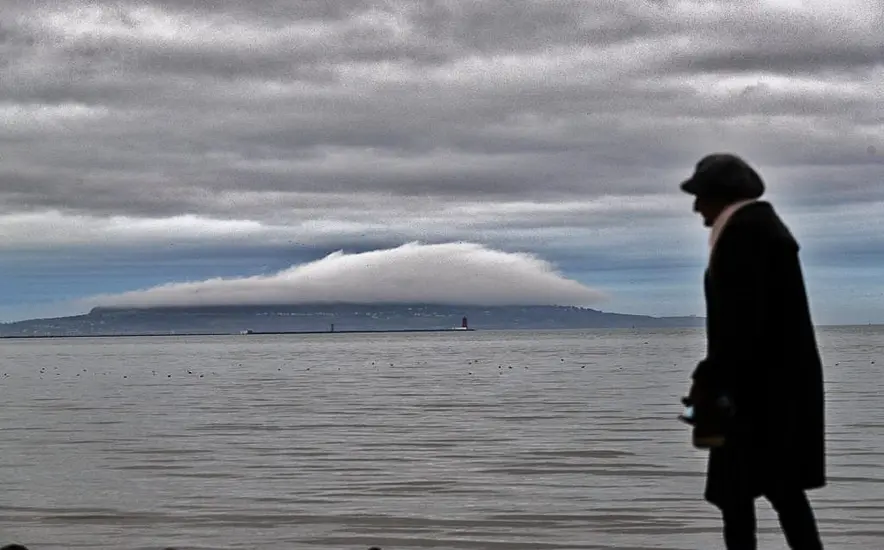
[692,226,770,393]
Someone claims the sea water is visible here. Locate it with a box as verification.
[0,327,881,549]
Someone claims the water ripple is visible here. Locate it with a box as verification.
[0,328,881,549]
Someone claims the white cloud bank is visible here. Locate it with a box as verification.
[87,242,606,308]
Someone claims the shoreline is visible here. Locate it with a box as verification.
[0,328,476,339]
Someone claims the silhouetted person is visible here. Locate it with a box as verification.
[680,153,826,549]
[1,544,30,550]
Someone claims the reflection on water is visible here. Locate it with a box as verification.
[0,328,881,549]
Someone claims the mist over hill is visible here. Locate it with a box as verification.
[0,303,703,337]
[87,242,608,309]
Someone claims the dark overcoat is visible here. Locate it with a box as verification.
[693,200,826,507]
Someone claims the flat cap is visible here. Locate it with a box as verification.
[680,153,765,200]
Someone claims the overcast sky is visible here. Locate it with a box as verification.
[1,0,882,325]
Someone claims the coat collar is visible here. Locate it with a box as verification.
[709,199,756,257]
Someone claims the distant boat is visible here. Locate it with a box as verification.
[239,329,254,335]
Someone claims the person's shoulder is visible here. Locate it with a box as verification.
[729,201,800,251]
[731,200,777,224]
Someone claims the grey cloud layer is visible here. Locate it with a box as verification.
[1,0,882,225]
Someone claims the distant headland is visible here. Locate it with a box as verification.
[0,303,704,338]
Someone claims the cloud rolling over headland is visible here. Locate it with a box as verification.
[88,242,606,308]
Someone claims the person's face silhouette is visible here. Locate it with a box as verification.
[693,196,728,228]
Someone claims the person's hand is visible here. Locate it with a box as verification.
[687,382,700,404]
[687,379,714,406]
[678,402,696,425]
[679,385,701,425]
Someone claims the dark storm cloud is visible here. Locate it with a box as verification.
[679,45,884,74]
[0,0,880,244]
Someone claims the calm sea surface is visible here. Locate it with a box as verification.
[0,328,881,549]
